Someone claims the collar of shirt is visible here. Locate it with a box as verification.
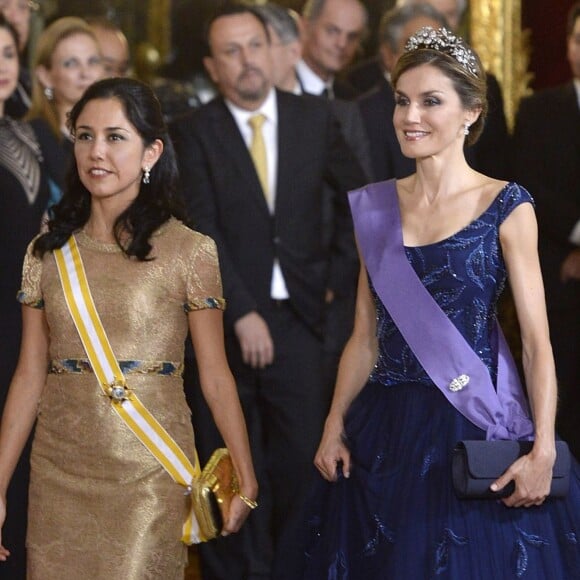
[296,59,332,96]
[574,78,580,110]
[224,87,279,212]
[225,87,278,146]
[224,88,287,298]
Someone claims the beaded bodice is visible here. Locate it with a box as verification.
[369,182,533,387]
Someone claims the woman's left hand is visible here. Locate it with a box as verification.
[491,447,556,508]
[222,490,258,535]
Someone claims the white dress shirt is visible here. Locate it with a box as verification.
[296,59,333,97]
[225,89,290,299]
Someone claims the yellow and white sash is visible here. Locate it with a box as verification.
[54,235,204,544]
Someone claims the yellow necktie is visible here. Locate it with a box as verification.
[248,114,268,199]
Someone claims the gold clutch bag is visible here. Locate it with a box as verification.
[191,448,239,541]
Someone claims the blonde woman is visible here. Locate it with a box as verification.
[27,17,104,207]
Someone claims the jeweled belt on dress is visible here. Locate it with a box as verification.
[49,359,184,377]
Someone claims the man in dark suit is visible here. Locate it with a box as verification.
[255,2,372,388]
[297,0,367,100]
[171,5,366,579]
[512,2,580,459]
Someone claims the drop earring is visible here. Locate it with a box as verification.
[44,86,54,101]
[143,167,151,184]
[463,123,471,136]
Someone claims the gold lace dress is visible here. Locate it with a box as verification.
[18,219,225,580]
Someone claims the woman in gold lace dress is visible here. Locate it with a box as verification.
[0,77,257,579]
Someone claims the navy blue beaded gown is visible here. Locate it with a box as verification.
[304,183,580,579]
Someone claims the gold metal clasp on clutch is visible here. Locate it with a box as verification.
[105,379,130,402]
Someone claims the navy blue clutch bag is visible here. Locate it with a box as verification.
[452,440,571,499]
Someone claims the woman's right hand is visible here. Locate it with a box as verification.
[314,417,351,482]
[0,496,10,561]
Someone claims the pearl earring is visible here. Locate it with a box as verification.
[463,123,471,136]
[44,86,54,101]
[143,167,151,184]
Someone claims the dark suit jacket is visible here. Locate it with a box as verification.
[358,78,415,182]
[320,97,372,353]
[171,90,366,335]
[469,73,510,179]
[346,56,385,95]
[328,98,373,181]
[332,76,360,100]
[512,82,580,305]
[5,69,31,119]
[29,117,73,191]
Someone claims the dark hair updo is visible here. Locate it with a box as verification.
[392,28,488,146]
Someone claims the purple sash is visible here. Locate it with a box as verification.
[349,179,534,441]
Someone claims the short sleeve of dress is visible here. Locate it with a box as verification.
[498,182,535,224]
[17,237,44,309]
[183,233,226,312]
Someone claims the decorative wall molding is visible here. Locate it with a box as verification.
[470,0,532,131]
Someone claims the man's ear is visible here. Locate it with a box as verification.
[203,56,218,85]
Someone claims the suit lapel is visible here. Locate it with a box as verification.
[275,91,296,218]
[210,100,271,215]
[562,83,580,150]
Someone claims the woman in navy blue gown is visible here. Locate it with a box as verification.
[304,27,579,579]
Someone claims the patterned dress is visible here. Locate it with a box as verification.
[18,219,224,579]
[304,183,580,579]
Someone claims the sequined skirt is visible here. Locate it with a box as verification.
[304,380,580,579]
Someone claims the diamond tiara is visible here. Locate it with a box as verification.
[404,27,479,77]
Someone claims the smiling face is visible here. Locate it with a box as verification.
[0,26,19,113]
[302,0,366,80]
[37,32,104,110]
[393,63,479,160]
[204,12,273,110]
[74,97,161,210]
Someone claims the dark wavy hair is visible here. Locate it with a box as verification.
[34,77,187,260]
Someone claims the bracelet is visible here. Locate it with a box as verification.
[238,494,258,509]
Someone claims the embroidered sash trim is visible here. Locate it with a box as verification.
[54,235,204,544]
[49,359,184,376]
[348,180,534,441]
